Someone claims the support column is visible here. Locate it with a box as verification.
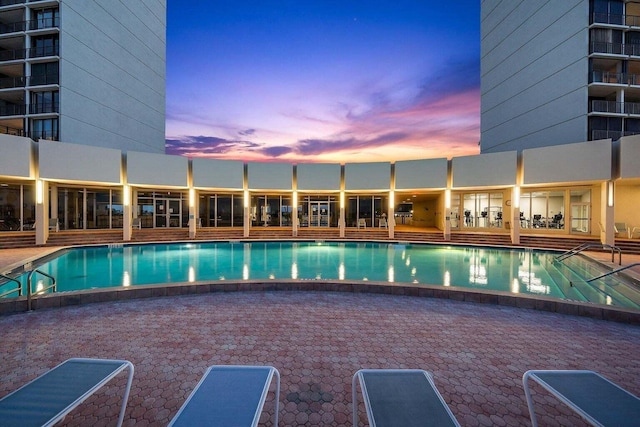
[511,187,520,245]
[444,189,451,241]
[35,180,48,245]
[601,181,615,246]
[292,191,298,237]
[123,185,132,242]
[188,189,197,239]
[339,191,345,238]
[244,190,250,238]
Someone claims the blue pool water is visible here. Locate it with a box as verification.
[5,241,640,309]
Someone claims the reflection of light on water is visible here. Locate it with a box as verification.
[339,263,344,280]
[511,278,519,294]
[243,264,249,280]
[444,271,450,287]
[36,280,44,292]
[518,270,549,294]
[291,262,298,279]
[269,274,275,280]
[405,256,410,267]
[315,273,322,280]
[469,264,487,285]
[411,267,417,277]
[123,271,131,287]
[188,267,195,283]
[388,266,394,282]
[606,295,612,305]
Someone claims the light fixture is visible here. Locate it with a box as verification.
[445,189,451,209]
[514,186,520,209]
[608,181,614,207]
[293,191,298,209]
[244,190,249,208]
[123,185,130,207]
[340,191,345,209]
[389,191,394,209]
[189,188,195,208]
[36,180,43,204]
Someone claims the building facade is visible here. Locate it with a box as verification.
[481,0,640,153]
[0,0,166,153]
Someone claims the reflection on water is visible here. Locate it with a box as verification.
[8,241,640,308]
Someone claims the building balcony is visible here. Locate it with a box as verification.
[0,103,25,116]
[0,123,23,136]
[0,75,24,89]
[589,71,640,85]
[29,129,57,141]
[28,17,59,31]
[28,101,57,114]
[28,45,58,58]
[28,73,58,86]
[590,41,640,57]
[589,100,640,115]
[0,47,26,61]
[0,20,25,35]
[591,129,640,141]
[590,12,625,26]
[0,0,24,8]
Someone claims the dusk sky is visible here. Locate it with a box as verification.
[165,1,480,163]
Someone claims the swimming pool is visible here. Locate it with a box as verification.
[4,241,640,309]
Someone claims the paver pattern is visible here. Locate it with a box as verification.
[1,291,639,426]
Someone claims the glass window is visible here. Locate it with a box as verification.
[30,91,58,114]
[0,183,33,231]
[520,190,565,230]
[30,62,59,85]
[31,118,58,140]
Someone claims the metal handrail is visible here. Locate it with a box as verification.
[0,273,22,298]
[586,263,640,283]
[555,243,622,265]
[27,269,56,311]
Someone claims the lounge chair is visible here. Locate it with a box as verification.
[614,222,630,238]
[352,369,460,427]
[132,217,141,229]
[523,370,640,427]
[0,358,134,427]
[357,218,367,229]
[169,365,280,427]
[48,218,59,232]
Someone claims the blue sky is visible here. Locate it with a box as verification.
[165,1,480,163]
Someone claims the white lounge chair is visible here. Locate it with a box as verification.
[132,217,141,229]
[0,358,134,427]
[352,369,460,427]
[169,365,280,427]
[48,218,59,232]
[523,370,640,427]
[614,222,630,238]
[357,218,367,229]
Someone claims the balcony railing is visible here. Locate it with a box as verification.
[30,129,58,141]
[28,73,58,86]
[589,41,640,57]
[29,101,58,114]
[591,130,640,141]
[591,12,625,25]
[28,17,59,31]
[0,103,25,116]
[0,124,23,136]
[0,75,25,89]
[589,100,640,114]
[0,0,24,7]
[0,48,26,61]
[28,45,58,58]
[590,71,640,85]
[0,20,26,35]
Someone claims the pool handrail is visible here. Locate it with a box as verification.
[27,269,56,311]
[587,262,640,283]
[0,274,22,298]
[556,243,622,265]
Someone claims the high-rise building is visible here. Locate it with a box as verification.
[0,0,166,153]
[481,0,640,153]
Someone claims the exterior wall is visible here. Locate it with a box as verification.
[481,0,589,153]
[523,139,612,184]
[344,162,391,190]
[59,0,166,153]
[619,135,640,179]
[452,151,517,187]
[0,135,32,178]
[395,158,448,189]
[127,151,187,187]
[39,140,121,183]
[297,163,341,191]
[192,158,243,190]
[247,162,292,190]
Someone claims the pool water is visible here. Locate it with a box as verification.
[5,241,640,309]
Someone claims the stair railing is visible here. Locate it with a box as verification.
[27,269,56,311]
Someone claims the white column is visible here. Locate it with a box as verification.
[601,181,615,246]
[35,180,48,245]
[511,187,520,245]
[123,185,132,241]
[243,190,250,238]
[188,188,197,239]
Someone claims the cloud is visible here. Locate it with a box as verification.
[261,146,293,157]
[239,128,256,136]
[165,135,260,156]
[295,132,410,156]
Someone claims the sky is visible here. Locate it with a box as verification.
[165,1,480,163]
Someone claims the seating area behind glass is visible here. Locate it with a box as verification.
[0,134,639,247]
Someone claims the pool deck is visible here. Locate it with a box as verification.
[0,245,640,426]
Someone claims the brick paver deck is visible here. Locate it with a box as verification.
[1,291,638,426]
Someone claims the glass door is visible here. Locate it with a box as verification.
[570,203,590,234]
[155,198,182,228]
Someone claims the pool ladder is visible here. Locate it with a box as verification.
[586,263,640,283]
[555,243,622,266]
[0,270,56,310]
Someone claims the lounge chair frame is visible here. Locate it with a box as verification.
[523,369,640,427]
[352,369,460,427]
[169,365,280,427]
[0,358,134,427]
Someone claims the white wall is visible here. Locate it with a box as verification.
[297,163,341,191]
[481,0,588,152]
[247,162,292,190]
[619,135,640,179]
[523,139,612,184]
[0,135,32,178]
[193,158,244,189]
[59,0,166,153]
[395,158,447,189]
[344,162,391,190]
[39,140,121,183]
[127,151,187,187]
[452,151,517,187]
